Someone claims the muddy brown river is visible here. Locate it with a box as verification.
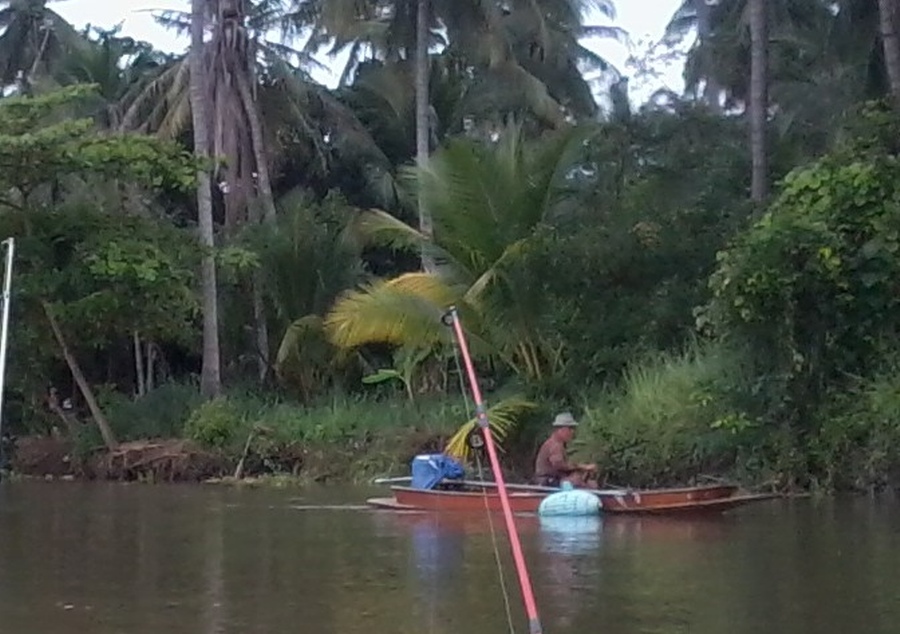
[0,482,898,633]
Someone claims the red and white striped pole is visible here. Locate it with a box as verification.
[444,306,543,634]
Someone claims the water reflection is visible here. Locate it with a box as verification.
[534,515,601,630]
[538,515,602,555]
[1,484,899,634]
[410,514,464,634]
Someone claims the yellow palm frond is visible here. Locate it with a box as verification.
[444,396,538,462]
[323,272,464,349]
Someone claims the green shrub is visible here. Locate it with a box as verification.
[183,397,246,448]
[577,341,756,486]
[810,356,900,491]
[102,382,203,441]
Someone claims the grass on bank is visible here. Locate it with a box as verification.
[574,340,900,492]
[574,341,756,487]
[36,339,900,491]
[73,384,544,482]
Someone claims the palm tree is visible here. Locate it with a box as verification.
[664,0,723,111]
[190,0,222,398]
[304,0,623,122]
[414,0,433,271]
[52,26,169,129]
[324,123,596,384]
[749,0,767,202]
[125,0,325,382]
[666,0,833,110]
[302,0,624,270]
[250,190,367,400]
[877,0,900,105]
[0,0,85,89]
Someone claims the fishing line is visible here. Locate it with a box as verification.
[449,319,516,634]
[476,451,517,634]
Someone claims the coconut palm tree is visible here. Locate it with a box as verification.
[665,0,834,110]
[664,0,723,110]
[51,25,169,129]
[0,0,85,89]
[749,0,767,202]
[301,0,624,271]
[122,0,389,381]
[323,122,597,385]
[877,0,900,105]
[190,0,222,398]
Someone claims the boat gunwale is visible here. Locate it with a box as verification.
[596,492,779,514]
[386,479,739,498]
[389,484,547,499]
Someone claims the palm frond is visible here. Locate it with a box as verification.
[444,395,538,462]
[663,0,698,45]
[324,273,465,350]
[275,314,327,371]
[353,208,465,273]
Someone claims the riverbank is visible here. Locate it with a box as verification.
[3,388,541,485]
[5,368,900,493]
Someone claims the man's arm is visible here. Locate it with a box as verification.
[549,445,596,474]
[547,445,578,474]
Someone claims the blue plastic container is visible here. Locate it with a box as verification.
[410,453,465,490]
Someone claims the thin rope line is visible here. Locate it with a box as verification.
[451,331,515,634]
[476,452,517,634]
[450,337,473,418]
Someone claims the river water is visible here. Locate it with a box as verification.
[0,482,897,634]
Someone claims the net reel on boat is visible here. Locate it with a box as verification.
[466,426,486,452]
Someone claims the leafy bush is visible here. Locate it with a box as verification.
[102,382,202,440]
[810,355,900,491]
[577,341,755,486]
[183,397,243,448]
[703,132,900,470]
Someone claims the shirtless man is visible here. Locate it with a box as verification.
[533,412,597,489]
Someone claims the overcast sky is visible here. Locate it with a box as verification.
[52,0,689,103]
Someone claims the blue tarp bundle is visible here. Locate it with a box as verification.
[410,453,465,489]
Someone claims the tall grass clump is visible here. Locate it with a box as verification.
[93,381,204,442]
[577,340,755,487]
[181,392,481,481]
[810,353,900,492]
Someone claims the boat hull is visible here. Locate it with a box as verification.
[367,482,776,515]
[387,485,547,513]
[596,484,739,513]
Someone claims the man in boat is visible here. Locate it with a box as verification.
[533,412,598,489]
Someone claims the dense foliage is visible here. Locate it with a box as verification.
[2,0,900,491]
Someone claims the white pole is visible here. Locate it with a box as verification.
[0,237,14,447]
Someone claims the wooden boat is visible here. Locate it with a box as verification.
[367,478,777,515]
[368,480,549,513]
[594,484,779,515]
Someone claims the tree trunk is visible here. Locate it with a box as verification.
[749,0,769,203]
[190,0,222,398]
[879,0,900,107]
[415,0,435,272]
[235,70,274,383]
[696,0,722,113]
[42,301,117,450]
[25,22,52,88]
[235,71,277,224]
[134,330,145,397]
[145,342,155,392]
